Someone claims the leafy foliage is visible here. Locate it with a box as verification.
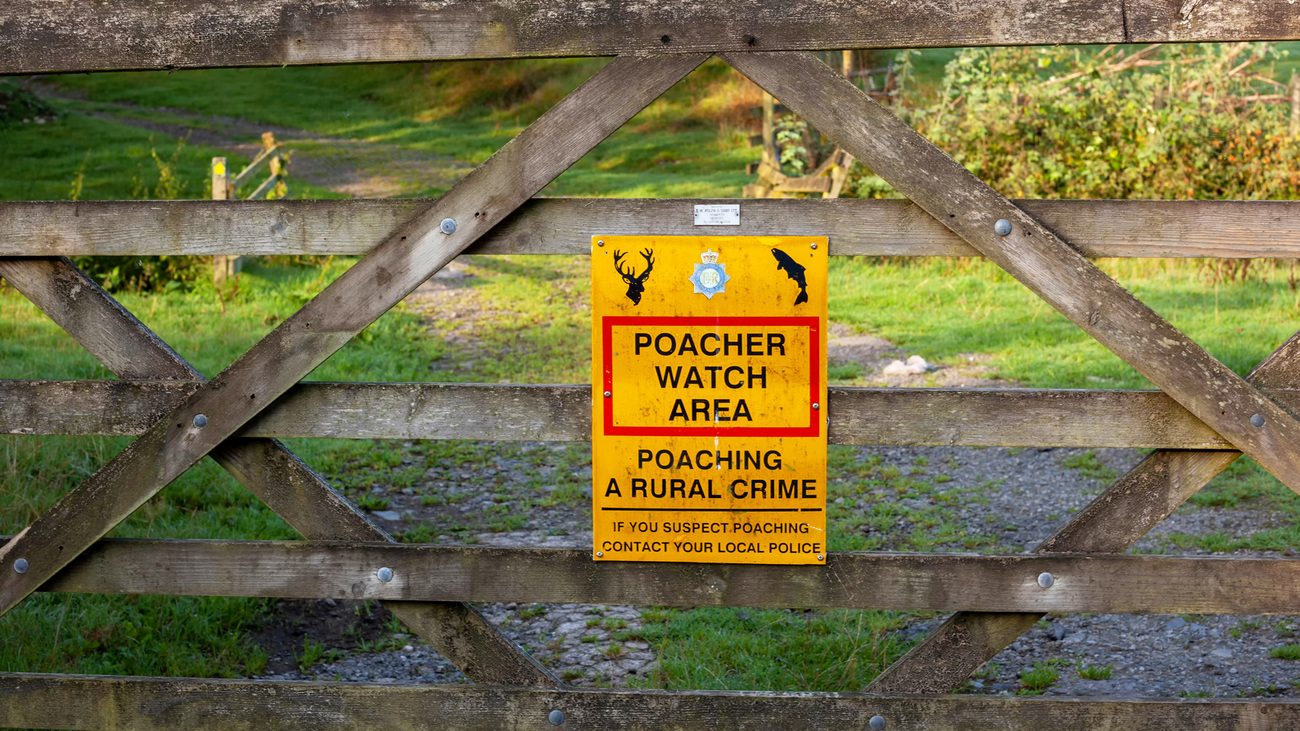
[0,81,58,126]
[852,43,1300,202]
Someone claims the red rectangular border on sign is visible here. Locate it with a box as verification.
[601,316,821,437]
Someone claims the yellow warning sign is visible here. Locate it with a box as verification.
[591,236,828,564]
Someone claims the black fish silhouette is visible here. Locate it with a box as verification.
[771,248,809,305]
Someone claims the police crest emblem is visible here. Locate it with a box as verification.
[688,249,731,299]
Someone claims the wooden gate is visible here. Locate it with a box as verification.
[5,2,1300,728]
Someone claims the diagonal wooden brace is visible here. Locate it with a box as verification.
[0,52,710,618]
[867,331,1300,693]
[721,50,1300,493]
[0,256,557,686]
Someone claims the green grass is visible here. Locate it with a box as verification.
[1270,644,1300,660]
[6,57,756,201]
[1163,455,1300,553]
[1076,658,1113,681]
[1019,661,1060,693]
[633,608,912,691]
[295,637,345,673]
[0,114,224,201]
[1,257,447,382]
[830,256,1300,390]
[1062,450,1119,484]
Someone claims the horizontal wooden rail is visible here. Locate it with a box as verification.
[4,673,1298,731]
[7,199,1300,259]
[6,380,1296,450]
[19,538,1300,615]
[4,0,1299,73]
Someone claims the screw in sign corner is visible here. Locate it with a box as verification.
[591,236,829,565]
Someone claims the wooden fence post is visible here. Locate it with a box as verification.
[210,156,238,286]
[1290,71,1299,139]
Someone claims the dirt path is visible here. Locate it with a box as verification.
[36,85,470,198]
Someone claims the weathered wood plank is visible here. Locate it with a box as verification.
[867,330,1300,694]
[0,54,708,618]
[724,50,1300,494]
[0,257,560,687]
[12,379,1300,451]
[3,673,1300,731]
[0,258,196,381]
[21,538,1300,615]
[11,198,1300,259]
[1125,0,1300,43]
[6,0,1300,74]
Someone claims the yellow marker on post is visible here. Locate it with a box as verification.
[591,236,829,565]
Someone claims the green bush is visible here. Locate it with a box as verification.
[0,81,58,126]
[851,43,1300,202]
[70,140,210,292]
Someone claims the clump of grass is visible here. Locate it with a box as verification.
[295,637,344,672]
[1062,450,1117,482]
[1019,661,1059,693]
[1269,644,1300,660]
[401,523,434,543]
[355,494,390,511]
[828,363,861,380]
[519,604,548,620]
[1075,657,1113,681]
[971,662,999,681]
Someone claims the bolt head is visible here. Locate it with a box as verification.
[13,558,28,574]
[994,219,1012,236]
[596,551,604,558]
[192,414,208,429]
[817,554,825,561]
[869,715,886,730]
[812,402,820,410]
[810,242,818,250]
[439,217,457,235]
[1251,414,1266,428]
[548,709,566,726]
[604,391,612,398]
[377,567,394,583]
[597,240,605,247]
[1037,572,1055,588]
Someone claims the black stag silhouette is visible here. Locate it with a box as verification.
[613,248,654,305]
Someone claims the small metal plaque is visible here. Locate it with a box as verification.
[693,204,741,226]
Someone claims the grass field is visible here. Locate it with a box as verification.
[5,45,1300,691]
